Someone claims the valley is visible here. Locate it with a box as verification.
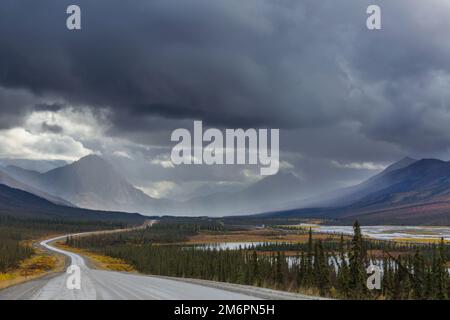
[0,156,449,300]
[3,155,450,225]
[0,215,131,290]
[0,222,322,300]
[57,218,450,299]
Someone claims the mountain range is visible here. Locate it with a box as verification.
[182,171,306,215]
[2,155,168,215]
[1,154,450,225]
[0,183,145,223]
[262,157,450,225]
[2,155,307,216]
[297,157,418,208]
[0,168,74,207]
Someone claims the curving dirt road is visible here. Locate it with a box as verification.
[0,233,323,300]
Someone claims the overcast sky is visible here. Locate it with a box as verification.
[1,0,450,200]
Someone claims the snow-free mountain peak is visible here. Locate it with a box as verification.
[17,155,166,215]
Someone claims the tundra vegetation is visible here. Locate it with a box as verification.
[0,215,126,274]
[66,219,449,300]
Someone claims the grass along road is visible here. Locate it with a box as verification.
[0,226,323,300]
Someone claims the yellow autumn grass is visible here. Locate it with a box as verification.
[393,237,450,244]
[184,228,347,245]
[55,242,135,272]
[0,251,65,290]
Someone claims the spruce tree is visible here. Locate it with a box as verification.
[305,228,314,286]
[275,251,283,288]
[412,249,426,299]
[337,234,350,298]
[251,250,259,285]
[433,238,448,300]
[314,240,331,296]
[348,221,367,299]
[297,250,306,288]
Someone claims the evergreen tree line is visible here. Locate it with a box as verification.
[0,215,127,273]
[66,220,228,246]
[66,221,449,299]
[250,237,442,258]
[0,215,126,238]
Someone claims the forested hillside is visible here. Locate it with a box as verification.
[0,183,147,224]
[66,220,449,299]
[0,215,127,274]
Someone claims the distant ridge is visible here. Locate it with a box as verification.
[184,171,306,215]
[300,157,418,208]
[0,183,146,224]
[256,157,450,225]
[381,156,417,175]
[0,168,74,207]
[3,165,41,184]
[21,154,168,215]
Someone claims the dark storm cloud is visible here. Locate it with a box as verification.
[34,103,64,113]
[0,0,360,129]
[41,121,64,134]
[0,86,36,128]
[1,0,450,158]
